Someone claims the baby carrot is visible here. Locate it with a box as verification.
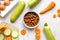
[57,9,60,17]
[40,1,56,14]
[20,29,26,35]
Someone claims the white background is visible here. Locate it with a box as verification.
[0,0,60,40]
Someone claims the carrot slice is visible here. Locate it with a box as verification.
[53,14,57,18]
[40,1,56,14]
[5,36,12,40]
[35,28,41,34]
[35,34,41,40]
[57,9,60,17]
[20,29,26,35]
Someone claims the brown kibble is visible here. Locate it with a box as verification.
[20,29,26,35]
[53,14,56,18]
[57,9,60,17]
[35,28,41,34]
[24,12,39,27]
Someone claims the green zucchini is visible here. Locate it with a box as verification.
[43,23,55,40]
[0,34,4,40]
[10,1,26,23]
[4,29,11,36]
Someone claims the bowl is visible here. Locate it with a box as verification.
[23,11,40,29]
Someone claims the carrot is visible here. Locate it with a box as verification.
[52,14,57,18]
[0,4,6,11]
[57,9,60,17]
[4,0,10,6]
[35,28,41,34]
[35,34,41,40]
[40,1,56,14]
[5,36,12,40]
[20,29,26,35]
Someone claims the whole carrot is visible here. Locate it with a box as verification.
[40,1,56,14]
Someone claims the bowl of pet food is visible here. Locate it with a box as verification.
[23,11,40,29]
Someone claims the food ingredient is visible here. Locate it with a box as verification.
[4,29,11,36]
[10,1,26,23]
[28,0,40,8]
[4,0,10,6]
[0,34,4,40]
[43,23,55,40]
[35,28,40,34]
[5,36,12,40]
[40,1,56,14]
[52,14,57,18]
[0,4,6,11]
[24,12,39,27]
[57,9,60,17]
[20,29,26,35]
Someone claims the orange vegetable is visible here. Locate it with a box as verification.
[0,4,6,11]
[35,34,41,40]
[4,0,10,6]
[20,29,26,35]
[35,28,41,34]
[40,1,56,14]
[53,14,56,18]
[5,36,12,40]
[57,9,60,17]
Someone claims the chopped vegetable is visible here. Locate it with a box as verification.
[20,29,26,35]
[0,34,4,40]
[35,34,41,40]
[43,23,55,40]
[12,37,18,40]
[28,0,40,8]
[12,31,18,38]
[5,36,12,40]
[0,4,6,11]
[4,29,11,36]
[52,14,57,18]
[35,28,40,34]
[57,9,60,17]
[40,1,56,14]
[4,0,10,6]
[10,1,26,23]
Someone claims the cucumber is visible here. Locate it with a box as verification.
[43,23,55,40]
[12,37,19,40]
[4,29,11,36]
[0,34,4,40]
[10,1,26,23]
[28,0,40,8]
[12,31,18,38]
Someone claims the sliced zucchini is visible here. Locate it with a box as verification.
[12,37,19,40]
[0,34,4,40]
[12,31,18,38]
[4,29,11,36]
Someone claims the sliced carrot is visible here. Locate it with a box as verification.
[40,1,56,14]
[20,29,26,35]
[35,28,41,34]
[35,34,41,40]
[53,14,57,18]
[5,36,12,40]
[57,9,60,17]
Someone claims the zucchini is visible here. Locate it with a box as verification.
[4,29,11,36]
[43,23,55,40]
[12,31,18,38]
[0,34,4,40]
[12,37,18,40]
